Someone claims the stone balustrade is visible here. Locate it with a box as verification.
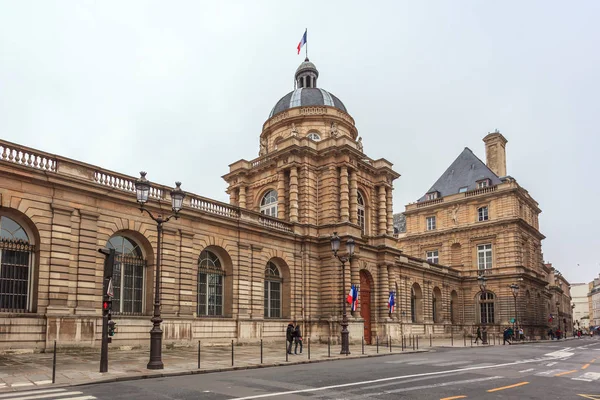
[0,140,57,172]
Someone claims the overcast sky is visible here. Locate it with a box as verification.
[1,1,598,284]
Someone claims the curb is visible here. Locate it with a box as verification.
[50,349,426,389]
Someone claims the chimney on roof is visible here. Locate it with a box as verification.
[483,130,508,177]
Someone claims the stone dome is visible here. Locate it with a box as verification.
[268,58,348,118]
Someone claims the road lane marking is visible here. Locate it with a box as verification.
[573,372,600,382]
[546,362,557,366]
[582,364,591,370]
[555,370,578,376]
[0,390,67,398]
[591,359,596,363]
[440,396,466,400]
[229,357,557,400]
[487,381,529,392]
[519,368,534,373]
[377,376,503,395]
[7,392,85,400]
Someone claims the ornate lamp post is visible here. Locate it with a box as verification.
[556,300,561,340]
[330,232,356,355]
[509,283,519,341]
[478,275,488,345]
[135,171,185,370]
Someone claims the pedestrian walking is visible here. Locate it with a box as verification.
[294,323,303,354]
[503,327,511,345]
[474,326,482,344]
[286,321,295,354]
[548,328,554,340]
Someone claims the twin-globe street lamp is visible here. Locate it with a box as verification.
[330,232,356,355]
[509,283,520,341]
[134,171,186,370]
[556,301,561,339]
[477,275,488,345]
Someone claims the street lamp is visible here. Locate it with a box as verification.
[135,171,186,370]
[509,283,519,341]
[556,301,561,340]
[331,232,356,355]
[478,275,488,345]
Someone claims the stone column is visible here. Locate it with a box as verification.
[277,170,286,220]
[349,169,358,225]
[238,186,247,209]
[289,167,299,223]
[386,187,393,235]
[378,186,387,235]
[340,166,349,221]
[379,264,390,320]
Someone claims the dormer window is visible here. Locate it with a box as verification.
[458,187,468,193]
[477,179,490,189]
[425,191,439,201]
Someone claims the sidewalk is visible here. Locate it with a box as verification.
[0,335,584,392]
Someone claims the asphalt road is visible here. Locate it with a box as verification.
[10,338,600,400]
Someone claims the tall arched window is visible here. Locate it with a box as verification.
[107,235,145,315]
[479,292,495,324]
[260,190,278,217]
[198,250,224,316]
[0,216,34,312]
[264,261,282,318]
[411,287,416,323]
[357,191,366,234]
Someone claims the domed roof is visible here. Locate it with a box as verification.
[269,88,347,118]
[268,58,349,119]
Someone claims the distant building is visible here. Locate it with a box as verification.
[590,274,600,328]
[397,133,572,337]
[571,283,591,330]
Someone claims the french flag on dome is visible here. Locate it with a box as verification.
[297,29,307,55]
[388,291,395,313]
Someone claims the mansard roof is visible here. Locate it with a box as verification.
[418,147,503,202]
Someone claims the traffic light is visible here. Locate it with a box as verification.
[102,300,112,315]
[108,320,117,337]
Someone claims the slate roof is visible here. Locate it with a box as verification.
[269,88,347,118]
[417,147,503,202]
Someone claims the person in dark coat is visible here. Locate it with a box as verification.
[294,323,303,354]
[474,326,482,344]
[286,321,295,354]
[503,327,511,345]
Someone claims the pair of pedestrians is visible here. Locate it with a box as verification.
[286,321,303,355]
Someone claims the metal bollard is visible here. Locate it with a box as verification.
[412,335,415,351]
[232,340,234,366]
[328,336,331,357]
[362,337,364,355]
[451,332,454,346]
[260,339,263,364]
[376,336,379,353]
[390,337,392,353]
[464,334,466,347]
[430,334,432,347]
[286,340,289,362]
[197,340,201,369]
[308,338,310,360]
[417,335,419,350]
[52,340,57,384]
[401,335,405,351]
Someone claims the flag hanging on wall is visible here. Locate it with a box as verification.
[351,285,358,312]
[297,29,307,55]
[388,291,395,313]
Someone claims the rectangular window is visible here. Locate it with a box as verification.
[477,179,489,189]
[478,206,489,221]
[458,187,468,193]
[426,250,439,264]
[477,244,492,270]
[426,216,436,231]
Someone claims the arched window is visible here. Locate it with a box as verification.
[260,190,278,217]
[264,261,282,318]
[307,132,321,141]
[411,287,416,323]
[0,216,34,312]
[198,250,224,316]
[479,292,495,324]
[357,191,366,234]
[107,235,145,315]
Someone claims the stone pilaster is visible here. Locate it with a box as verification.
[75,209,100,315]
[46,204,75,314]
[378,186,387,235]
[379,264,390,319]
[277,170,286,220]
[386,187,393,235]
[178,230,195,316]
[289,167,299,223]
[340,166,349,221]
[349,169,358,225]
[238,186,247,209]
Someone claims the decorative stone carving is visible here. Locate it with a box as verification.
[259,137,267,156]
[357,136,363,152]
[329,121,339,138]
[451,204,460,225]
[290,123,299,137]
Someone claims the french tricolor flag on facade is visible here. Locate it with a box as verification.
[388,291,395,313]
[297,29,307,55]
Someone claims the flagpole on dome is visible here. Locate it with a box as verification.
[305,28,308,59]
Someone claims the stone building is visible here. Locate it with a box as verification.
[0,59,469,351]
[396,133,572,338]
[590,274,600,328]
[570,282,590,331]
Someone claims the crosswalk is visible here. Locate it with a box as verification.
[0,388,96,400]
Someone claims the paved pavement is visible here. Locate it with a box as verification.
[0,335,590,399]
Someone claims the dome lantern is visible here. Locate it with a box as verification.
[295,58,319,89]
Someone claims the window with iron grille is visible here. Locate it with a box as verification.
[260,190,278,217]
[198,250,224,316]
[357,191,366,234]
[479,292,495,324]
[264,261,281,318]
[107,235,145,315]
[0,216,34,312]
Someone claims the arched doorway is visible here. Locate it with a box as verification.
[450,290,459,324]
[411,283,423,323]
[359,270,373,344]
[432,286,442,323]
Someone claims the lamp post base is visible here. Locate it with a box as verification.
[147,321,164,370]
[341,329,350,355]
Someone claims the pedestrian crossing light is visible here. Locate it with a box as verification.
[108,320,117,337]
[103,300,112,314]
